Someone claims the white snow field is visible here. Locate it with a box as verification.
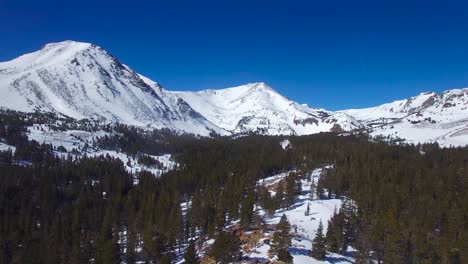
[245,168,355,264]
[342,89,468,147]
[174,82,363,135]
[26,124,177,181]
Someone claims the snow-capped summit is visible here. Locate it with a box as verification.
[1,40,467,145]
[1,41,93,72]
[342,88,468,146]
[173,82,364,135]
[0,41,223,135]
[343,88,468,122]
[0,41,366,137]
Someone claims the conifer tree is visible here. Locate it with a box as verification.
[269,214,292,261]
[340,198,358,253]
[240,189,255,228]
[310,178,316,200]
[316,178,325,199]
[94,208,120,264]
[184,240,199,264]
[311,220,326,260]
[209,232,241,264]
[277,248,293,263]
[285,173,297,207]
[305,202,311,216]
[326,210,344,253]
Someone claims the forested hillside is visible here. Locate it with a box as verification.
[0,110,466,263]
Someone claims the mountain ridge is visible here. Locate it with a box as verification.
[0,40,224,136]
[1,40,467,146]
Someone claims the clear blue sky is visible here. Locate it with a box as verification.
[1,0,467,110]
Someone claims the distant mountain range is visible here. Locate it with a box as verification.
[1,41,467,146]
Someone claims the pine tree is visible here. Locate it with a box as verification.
[209,232,241,264]
[316,178,325,199]
[325,210,344,253]
[310,178,316,200]
[94,208,120,264]
[305,202,310,216]
[269,214,292,260]
[184,240,199,264]
[340,198,358,254]
[240,189,255,228]
[277,248,293,263]
[285,173,297,207]
[311,220,326,260]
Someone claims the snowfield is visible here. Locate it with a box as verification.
[342,88,468,147]
[174,82,363,135]
[247,168,354,263]
[26,124,177,181]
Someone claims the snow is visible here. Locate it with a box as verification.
[0,142,16,152]
[27,124,106,151]
[342,88,468,147]
[25,124,177,180]
[1,40,467,146]
[0,41,224,136]
[280,139,291,150]
[173,82,363,135]
[249,168,355,264]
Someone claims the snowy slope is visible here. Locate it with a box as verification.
[26,124,177,182]
[246,168,354,264]
[173,83,364,135]
[1,40,467,145]
[0,41,223,136]
[342,89,468,146]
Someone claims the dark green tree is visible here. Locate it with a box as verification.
[240,189,255,228]
[325,210,344,253]
[209,232,241,264]
[269,214,292,259]
[285,173,297,207]
[311,220,326,260]
[278,248,293,263]
[305,202,311,216]
[184,240,199,264]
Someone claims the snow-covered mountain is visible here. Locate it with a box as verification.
[174,82,364,135]
[0,41,363,136]
[342,89,468,146]
[0,41,223,136]
[0,40,467,146]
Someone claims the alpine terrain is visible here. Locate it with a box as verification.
[0,41,223,136]
[0,41,466,264]
[1,40,467,146]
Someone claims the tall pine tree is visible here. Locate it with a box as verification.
[269,214,292,262]
[311,220,326,260]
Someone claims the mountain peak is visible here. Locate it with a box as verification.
[42,40,92,50]
[247,82,273,91]
[0,41,224,136]
[38,40,97,59]
[249,81,268,87]
[0,40,101,71]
